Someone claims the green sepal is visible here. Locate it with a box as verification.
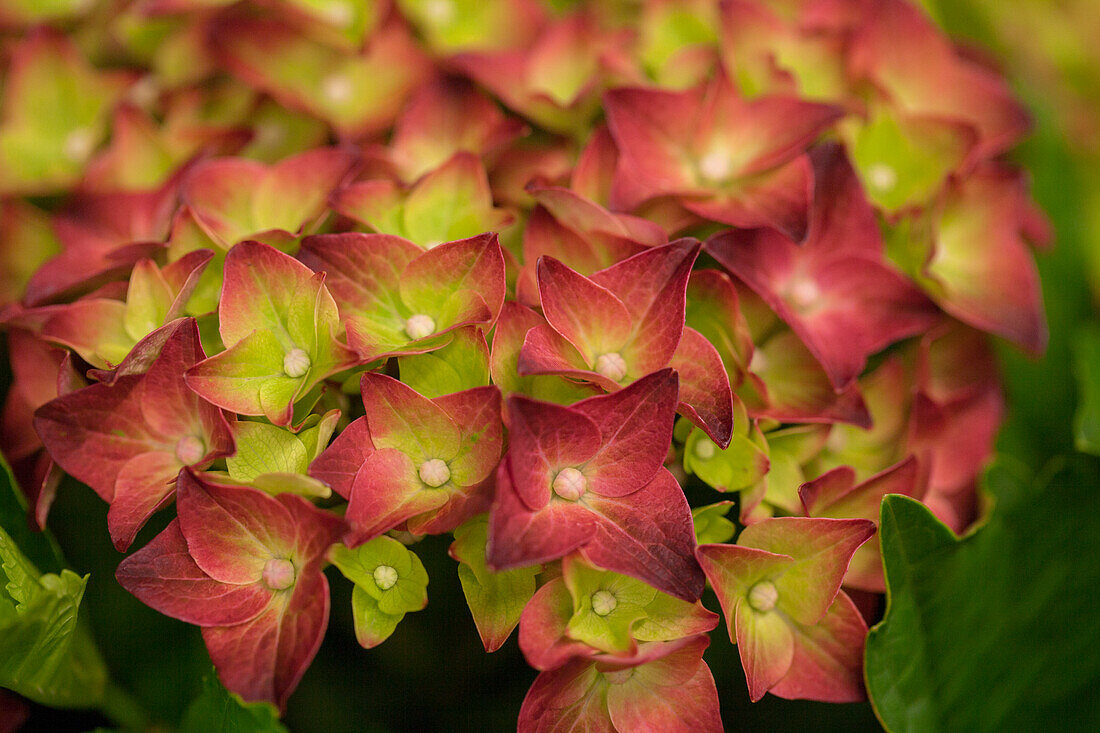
[223,412,338,498]
[564,562,655,655]
[683,426,769,493]
[691,502,737,545]
[398,327,490,398]
[450,516,539,652]
[328,538,428,614]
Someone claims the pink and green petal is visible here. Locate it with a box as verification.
[489,301,594,404]
[800,458,920,592]
[592,240,699,375]
[400,154,516,247]
[449,515,539,653]
[345,448,447,541]
[390,77,525,182]
[330,180,407,235]
[360,373,461,461]
[24,186,174,306]
[516,660,615,733]
[175,471,299,585]
[35,298,133,368]
[308,416,375,500]
[488,462,598,569]
[398,326,491,399]
[506,394,601,510]
[919,166,1047,354]
[536,256,633,366]
[201,568,330,711]
[707,210,938,391]
[435,386,504,487]
[33,374,157,503]
[397,0,547,54]
[399,233,506,328]
[849,0,1028,159]
[740,329,872,427]
[604,636,722,733]
[571,369,679,497]
[107,453,185,552]
[669,326,734,448]
[186,329,299,425]
[685,269,755,387]
[695,543,795,612]
[517,323,617,391]
[298,232,422,357]
[212,14,430,139]
[0,31,130,195]
[115,519,273,628]
[682,155,815,240]
[738,517,875,625]
[768,590,867,702]
[579,469,705,601]
[735,597,796,702]
[519,576,599,671]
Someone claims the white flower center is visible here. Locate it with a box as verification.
[373,564,398,591]
[594,352,628,382]
[254,121,285,148]
[867,163,897,192]
[283,348,311,378]
[404,314,436,340]
[591,589,618,616]
[321,1,353,27]
[128,75,159,108]
[262,558,296,590]
[552,467,587,501]
[322,74,353,104]
[699,149,734,184]
[826,428,848,453]
[787,278,820,309]
[424,0,455,23]
[693,440,716,460]
[748,580,778,613]
[63,128,96,163]
[175,435,206,465]
[748,348,767,374]
[418,458,451,487]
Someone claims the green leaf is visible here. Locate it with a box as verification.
[1072,325,1100,455]
[179,670,287,733]
[398,327,490,398]
[0,525,107,707]
[866,457,1100,731]
[450,516,538,652]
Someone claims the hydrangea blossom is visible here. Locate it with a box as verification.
[0,0,1046,727]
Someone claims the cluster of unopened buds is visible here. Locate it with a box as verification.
[0,0,1046,728]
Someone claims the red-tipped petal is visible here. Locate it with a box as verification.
[116,519,272,627]
[202,567,330,711]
